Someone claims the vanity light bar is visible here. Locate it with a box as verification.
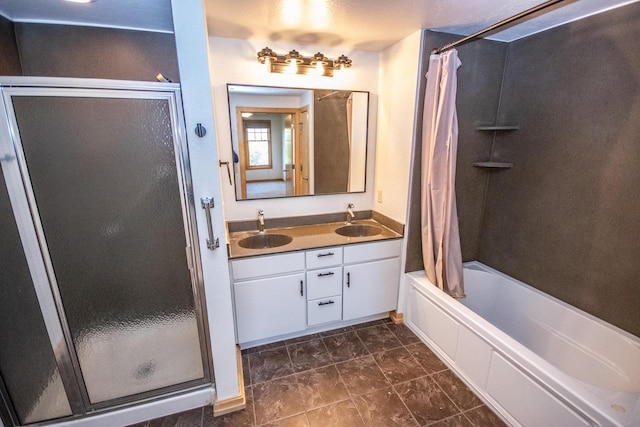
[257,47,352,77]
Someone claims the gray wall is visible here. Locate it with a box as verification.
[405,31,508,272]
[15,23,179,81]
[0,14,22,75]
[478,2,640,337]
[407,3,640,337]
[314,90,350,194]
[0,21,180,81]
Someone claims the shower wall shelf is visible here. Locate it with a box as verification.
[476,125,519,131]
[473,162,513,169]
[473,125,517,169]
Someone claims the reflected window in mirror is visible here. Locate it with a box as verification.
[227,84,369,201]
[244,120,272,169]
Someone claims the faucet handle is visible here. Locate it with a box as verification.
[347,203,354,209]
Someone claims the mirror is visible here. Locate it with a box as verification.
[228,84,369,200]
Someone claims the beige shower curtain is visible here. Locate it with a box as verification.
[421,49,465,298]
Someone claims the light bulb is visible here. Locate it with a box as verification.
[287,61,298,74]
[315,61,325,75]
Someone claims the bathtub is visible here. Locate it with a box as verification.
[405,261,640,427]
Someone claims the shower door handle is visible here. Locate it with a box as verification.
[201,197,220,250]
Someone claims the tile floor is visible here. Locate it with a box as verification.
[132,319,507,426]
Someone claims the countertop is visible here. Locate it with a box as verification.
[227,218,403,259]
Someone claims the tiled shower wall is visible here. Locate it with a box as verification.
[314,90,351,194]
[407,2,640,337]
[405,31,508,270]
[478,2,640,337]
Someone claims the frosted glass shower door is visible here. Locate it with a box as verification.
[4,87,208,407]
[0,150,72,424]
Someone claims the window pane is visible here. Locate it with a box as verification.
[246,126,270,167]
[248,140,269,166]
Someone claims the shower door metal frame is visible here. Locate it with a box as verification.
[0,375,21,427]
[0,77,214,422]
[0,81,80,423]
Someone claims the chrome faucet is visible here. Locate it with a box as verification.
[346,203,355,224]
[258,210,265,232]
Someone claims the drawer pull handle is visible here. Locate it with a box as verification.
[318,300,335,306]
[317,252,334,258]
[300,280,304,296]
[317,272,335,277]
[347,272,350,287]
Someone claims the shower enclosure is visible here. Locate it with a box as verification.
[0,78,212,426]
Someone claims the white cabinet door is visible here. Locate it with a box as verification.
[234,272,306,344]
[343,258,400,321]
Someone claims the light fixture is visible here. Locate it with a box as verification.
[65,0,97,3]
[257,47,352,77]
[334,54,353,71]
[311,52,328,75]
[284,49,303,74]
[241,112,253,118]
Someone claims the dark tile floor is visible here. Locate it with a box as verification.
[133,320,507,427]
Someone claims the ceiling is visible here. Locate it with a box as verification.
[206,0,640,50]
[0,0,638,51]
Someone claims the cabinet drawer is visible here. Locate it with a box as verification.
[232,252,305,281]
[343,239,401,264]
[308,296,342,326]
[307,266,342,300]
[306,247,343,269]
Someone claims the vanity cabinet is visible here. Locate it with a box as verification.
[231,239,402,345]
[343,240,401,321]
[231,252,306,343]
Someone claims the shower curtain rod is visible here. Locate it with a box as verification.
[432,0,566,54]
[317,91,339,101]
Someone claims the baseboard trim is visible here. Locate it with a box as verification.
[389,310,404,324]
[213,346,246,417]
